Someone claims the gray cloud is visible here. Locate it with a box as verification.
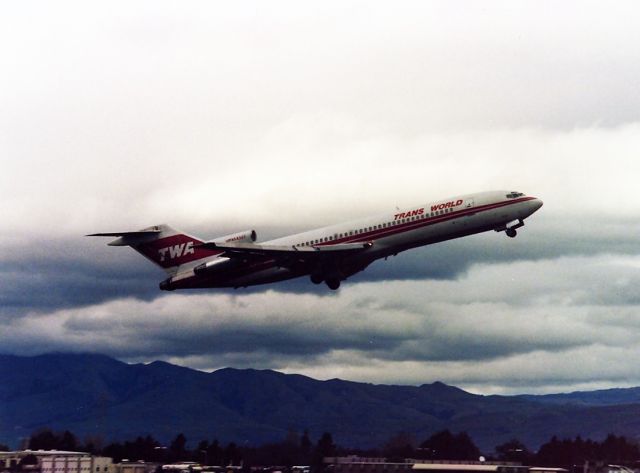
[2,253,640,395]
[2,0,640,394]
[3,215,638,318]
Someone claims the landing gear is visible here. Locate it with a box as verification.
[325,278,341,290]
[496,219,524,238]
[310,273,324,285]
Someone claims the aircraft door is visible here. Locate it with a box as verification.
[462,198,475,225]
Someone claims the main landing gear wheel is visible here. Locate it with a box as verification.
[325,278,341,290]
[310,273,324,285]
[506,228,517,238]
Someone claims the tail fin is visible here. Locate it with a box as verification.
[88,224,218,275]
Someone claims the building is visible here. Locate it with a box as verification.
[323,457,568,473]
[113,461,154,473]
[324,456,414,473]
[413,462,530,473]
[0,450,112,473]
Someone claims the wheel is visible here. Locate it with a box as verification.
[506,228,517,238]
[325,278,341,290]
[310,273,323,285]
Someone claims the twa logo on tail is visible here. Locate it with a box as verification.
[158,242,196,262]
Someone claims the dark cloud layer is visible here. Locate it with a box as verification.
[3,216,637,317]
[3,1,640,394]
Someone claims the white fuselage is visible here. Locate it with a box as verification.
[165,190,542,290]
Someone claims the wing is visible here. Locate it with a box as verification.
[196,241,373,265]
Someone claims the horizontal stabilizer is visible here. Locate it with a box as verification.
[86,226,165,247]
[86,230,161,237]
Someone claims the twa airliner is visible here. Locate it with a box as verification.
[89,190,542,290]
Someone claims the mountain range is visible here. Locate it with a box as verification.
[2,353,640,452]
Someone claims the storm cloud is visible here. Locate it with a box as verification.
[1,0,640,394]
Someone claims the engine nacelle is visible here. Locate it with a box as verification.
[193,230,257,276]
[211,230,257,244]
[193,257,237,276]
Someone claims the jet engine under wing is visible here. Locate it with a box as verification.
[196,241,373,265]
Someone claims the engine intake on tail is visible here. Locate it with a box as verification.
[211,230,257,244]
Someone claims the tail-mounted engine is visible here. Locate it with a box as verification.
[192,230,257,278]
[210,230,257,244]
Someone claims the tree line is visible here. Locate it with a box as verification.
[18,428,334,469]
[9,428,640,469]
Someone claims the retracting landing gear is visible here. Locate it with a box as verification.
[310,263,344,290]
[309,273,341,289]
[310,273,324,285]
[325,278,341,290]
[496,219,525,238]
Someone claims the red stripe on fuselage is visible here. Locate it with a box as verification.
[176,196,535,286]
[308,196,536,246]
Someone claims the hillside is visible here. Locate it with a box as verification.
[1,353,640,452]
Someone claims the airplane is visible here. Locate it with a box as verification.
[88,190,542,291]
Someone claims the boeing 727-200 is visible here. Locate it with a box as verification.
[88,190,542,290]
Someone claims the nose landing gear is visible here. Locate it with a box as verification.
[496,219,524,238]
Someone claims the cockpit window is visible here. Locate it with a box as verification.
[506,191,525,198]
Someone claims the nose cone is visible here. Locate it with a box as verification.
[531,197,543,213]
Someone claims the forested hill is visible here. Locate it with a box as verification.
[2,353,640,451]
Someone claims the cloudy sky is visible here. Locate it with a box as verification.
[2,0,640,395]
